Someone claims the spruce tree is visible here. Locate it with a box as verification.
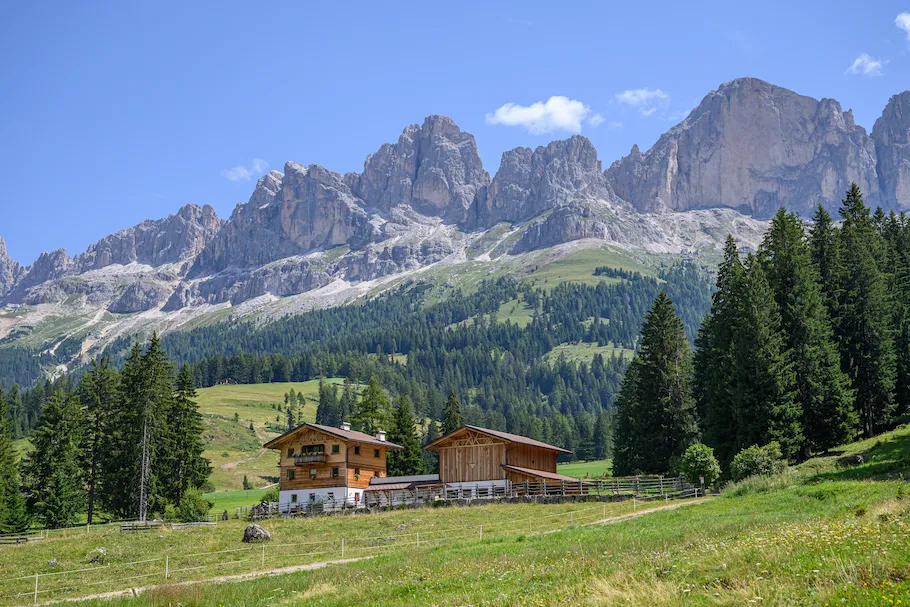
[24,391,84,528]
[316,377,340,426]
[592,410,610,460]
[732,256,801,457]
[163,366,210,504]
[352,377,390,434]
[809,204,841,317]
[79,355,120,525]
[442,390,464,435]
[693,236,745,467]
[0,386,29,532]
[421,420,441,473]
[339,379,357,423]
[612,292,697,475]
[386,395,426,476]
[760,209,857,454]
[836,183,897,435]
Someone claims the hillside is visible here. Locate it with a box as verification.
[1,423,906,606]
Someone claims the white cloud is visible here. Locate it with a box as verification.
[486,96,603,134]
[221,158,269,182]
[614,88,670,117]
[898,13,910,41]
[846,53,885,76]
[607,121,624,129]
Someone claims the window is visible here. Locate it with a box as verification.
[374,449,380,458]
[354,446,360,455]
[354,467,360,476]
[332,444,340,454]
[287,447,295,457]
[290,493,297,503]
[374,470,381,477]
[303,444,325,454]
[332,467,339,478]
[309,469,317,480]
[287,470,295,481]
[309,493,315,502]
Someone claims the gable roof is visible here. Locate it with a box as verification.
[424,425,572,454]
[263,422,403,450]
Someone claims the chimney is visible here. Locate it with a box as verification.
[341,421,351,431]
[376,430,386,442]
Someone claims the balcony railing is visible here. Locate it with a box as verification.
[294,453,327,464]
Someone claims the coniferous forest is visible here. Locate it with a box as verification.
[614,185,909,476]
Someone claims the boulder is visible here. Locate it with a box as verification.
[242,524,271,543]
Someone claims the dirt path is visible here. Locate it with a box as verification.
[57,498,711,604]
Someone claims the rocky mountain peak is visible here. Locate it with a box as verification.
[872,91,910,208]
[0,237,25,298]
[472,135,615,227]
[352,115,490,221]
[606,77,880,216]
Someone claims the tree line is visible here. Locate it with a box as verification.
[0,335,210,532]
[614,185,908,477]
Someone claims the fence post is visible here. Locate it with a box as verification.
[570,511,573,525]
[603,503,606,518]
[633,496,636,511]
[341,537,345,558]
[261,544,265,567]
[165,555,169,579]
[479,525,483,541]
[416,532,419,547]
[33,573,38,604]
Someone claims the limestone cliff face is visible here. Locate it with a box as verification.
[873,92,910,209]
[73,204,222,272]
[0,238,25,298]
[192,163,376,274]
[606,77,882,216]
[472,135,617,227]
[351,115,490,221]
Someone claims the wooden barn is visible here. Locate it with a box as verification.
[424,425,577,498]
[264,422,403,511]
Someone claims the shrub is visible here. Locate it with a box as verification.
[722,467,796,497]
[259,486,279,505]
[730,442,786,482]
[679,443,721,487]
[167,488,214,522]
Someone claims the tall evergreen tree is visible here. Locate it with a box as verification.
[592,410,611,460]
[79,355,120,524]
[23,391,84,528]
[836,183,897,436]
[386,395,426,476]
[693,236,745,467]
[760,209,857,454]
[442,390,464,435]
[612,292,697,475]
[0,386,29,532]
[316,377,340,426]
[339,379,357,423]
[351,376,390,434]
[809,204,841,317]
[731,256,801,458]
[162,366,211,504]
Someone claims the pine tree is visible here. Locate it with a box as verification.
[339,379,357,423]
[162,366,211,504]
[760,209,857,454]
[732,255,801,458]
[612,292,697,475]
[836,184,897,436]
[79,355,120,525]
[352,377,390,435]
[611,359,644,475]
[693,236,745,467]
[316,377,340,426]
[386,395,426,476]
[0,386,29,532]
[592,410,611,460]
[23,391,84,528]
[809,205,840,317]
[442,390,464,435]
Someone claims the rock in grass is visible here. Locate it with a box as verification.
[242,524,271,543]
[87,548,107,564]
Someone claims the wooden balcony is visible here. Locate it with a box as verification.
[294,453,327,464]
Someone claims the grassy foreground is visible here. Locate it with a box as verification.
[29,424,910,607]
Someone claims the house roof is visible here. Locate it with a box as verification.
[424,425,573,454]
[369,474,440,486]
[263,422,404,450]
[501,465,580,483]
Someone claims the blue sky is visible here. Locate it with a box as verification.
[1,1,909,264]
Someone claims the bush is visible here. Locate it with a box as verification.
[259,486,279,505]
[730,442,787,482]
[679,443,721,487]
[722,467,796,497]
[166,487,214,522]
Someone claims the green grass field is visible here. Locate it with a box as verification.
[18,423,907,607]
[556,458,612,478]
[545,342,634,365]
[522,245,654,289]
[203,488,271,514]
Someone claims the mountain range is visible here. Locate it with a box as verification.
[1,77,909,363]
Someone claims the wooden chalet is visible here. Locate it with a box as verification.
[264,422,403,511]
[424,425,576,497]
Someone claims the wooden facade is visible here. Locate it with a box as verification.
[264,423,402,496]
[425,425,572,485]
